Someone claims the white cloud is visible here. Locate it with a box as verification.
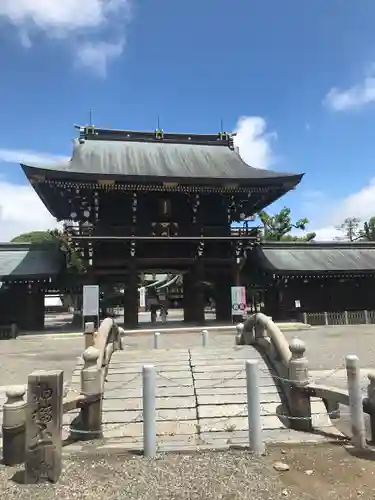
[310,178,375,240]
[324,70,375,111]
[0,148,69,165]
[233,116,277,169]
[0,180,59,242]
[0,0,132,75]
[76,40,124,77]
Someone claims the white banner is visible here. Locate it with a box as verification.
[231,286,247,315]
[83,285,99,317]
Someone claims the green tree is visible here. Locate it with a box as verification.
[361,217,375,241]
[11,229,85,273]
[258,207,315,241]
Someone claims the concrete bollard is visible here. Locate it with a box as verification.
[288,338,312,432]
[235,323,244,345]
[80,346,103,440]
[143,364,157,457]
[367,371,375,443]
[346,355,366,450]
[154,332,160,349]
[365,310,369,325]
[302,312,307,325]
[201,330,209,347]
[2,386,26,465]
[84,322,95,349]
[344,311,349,325]
[245,360,264,455]
[10,323,18,338]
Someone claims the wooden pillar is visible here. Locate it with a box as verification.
[214,273,232,323]
[124,263,138,328]
[22,285,44,331]
[191,260,205,325]
[183,273,194,323]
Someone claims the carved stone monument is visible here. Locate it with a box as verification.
[25,370,64,484]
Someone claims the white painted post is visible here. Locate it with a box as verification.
[143,364,157,457]
[303,312,307,324]
[344,311,349,325]
[236,323,244,345]
[346,355,366,450]
[154,332,160,349]
[324,312,328,325]
[364,310,369,325]
[201,330,209,347]
[245,359,264,455]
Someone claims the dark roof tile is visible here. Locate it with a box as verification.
[255,242,375,273]
[0,244,64,280]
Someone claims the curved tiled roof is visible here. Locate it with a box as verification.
[21,127,303,185]
[0,243,64,280]
[255,242,375,273]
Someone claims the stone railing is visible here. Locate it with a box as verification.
[1,317,123,482]
[240,313,375,447]
[302,310,375,326]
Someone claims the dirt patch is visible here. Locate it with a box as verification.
[268,442,375,499]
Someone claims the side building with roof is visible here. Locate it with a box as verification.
[0,243,66,330]
[19,124,303,328]
[245,241,375,323]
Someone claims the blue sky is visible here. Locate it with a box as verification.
[1,0,375,240]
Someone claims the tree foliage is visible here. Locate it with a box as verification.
[11,229,85,273]
[258,207,315,241]
[361,217,375,241]
[336,216,375,242]
[335,217,361,242]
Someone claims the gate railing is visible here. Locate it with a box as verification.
[302,310,375,326]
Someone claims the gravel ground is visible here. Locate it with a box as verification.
[1,444,375,499]
[283,324,375,370]
[0,336,84,386]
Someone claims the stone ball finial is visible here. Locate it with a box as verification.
[83,346,100,365]
[289,337,306,358]
[236,323,244,335]
[368,371,375,384]
[5,385,26,401]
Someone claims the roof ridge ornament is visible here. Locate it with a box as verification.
[155,128,164,140]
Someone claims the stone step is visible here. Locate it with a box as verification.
[103,396,196,410]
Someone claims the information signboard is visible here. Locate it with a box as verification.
[231,286,247,315]
[83,285,100,317]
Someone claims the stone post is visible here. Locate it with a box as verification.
[25,370,64,484]
[288,338,312,432]
[364,310,369,325]
[10,323,18,338]
[302,312,307,324]
[79,346,103,440]
[84,322,95,349]
[235,322,244,345]
[344,311,349,325]
[346,355,366,450]
[367,371,375,443]
[2,386,26,465]
[324,312,328,325]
